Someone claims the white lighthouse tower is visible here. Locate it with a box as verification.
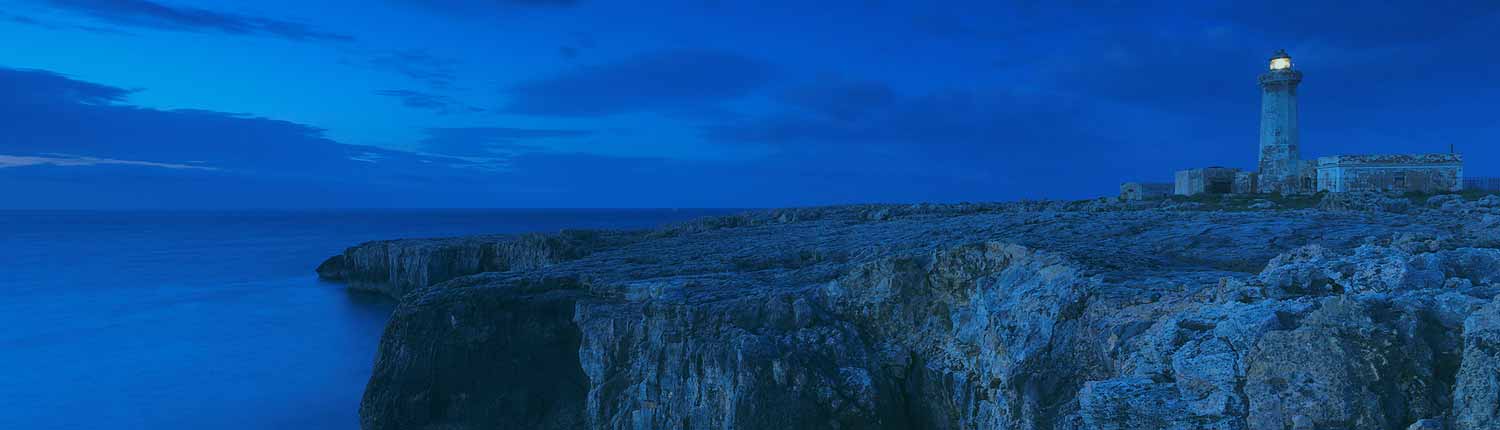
[1257,49,1304,193]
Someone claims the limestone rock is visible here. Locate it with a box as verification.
[1243,297,1452,430]
[317,230,638,298]
[1319,191,1412,213]
[1429,194,1465,209]
[1453,299,1500,430]
[1078,378,1194,430]
[1477,195,1500,208]
[323,201,1500,430]
[863,207,892,221]
[1291,415,1314,430]
[359,275,591,429]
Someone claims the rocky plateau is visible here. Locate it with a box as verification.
[318,193,1500,430]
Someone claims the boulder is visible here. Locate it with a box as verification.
[1453,299,1500,430]
[1476,195,1500,208]
[1319,191,1411,213]
[1428,194,1465,209]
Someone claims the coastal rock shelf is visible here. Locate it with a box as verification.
[319,196,1500,430]
[315,229,641,298]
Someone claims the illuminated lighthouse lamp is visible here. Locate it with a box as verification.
[1269,49,1293,71]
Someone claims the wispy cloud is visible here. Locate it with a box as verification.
[496,0,580,6]
[38,0,353,42]
[776,79,897,122]
[700,79,1129,190]
[374,89,483,115]
[418,126,592,156]
[0,66,446,177]
[0,153,218,170]
[5,67,135,105]
[360,50,459,89]
[395,0,583,16]
[3,12,132,35]
[503,49,771,117]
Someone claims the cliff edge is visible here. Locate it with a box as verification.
[320,195,1500,429]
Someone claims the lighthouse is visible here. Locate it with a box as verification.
[1140,49,1467,199]
[1257,49,1304,193]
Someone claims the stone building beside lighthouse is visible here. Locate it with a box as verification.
[1133,49,1465,200]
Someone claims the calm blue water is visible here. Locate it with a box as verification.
[0,209,732,430]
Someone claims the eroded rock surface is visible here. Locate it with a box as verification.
[316,229,640,298]
[321,197,1500,430]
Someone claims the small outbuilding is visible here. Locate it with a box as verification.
[1316,154,1463,194]
[1120,182,1172,201]
[1175,167,1241,196]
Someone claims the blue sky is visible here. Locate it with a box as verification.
[1,0,1497,208]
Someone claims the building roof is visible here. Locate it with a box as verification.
[1317,153,1462,167]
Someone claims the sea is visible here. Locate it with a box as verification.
[0,209,735,430]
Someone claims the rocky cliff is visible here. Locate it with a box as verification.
[315,229,642,298]
[320,194,1500,430]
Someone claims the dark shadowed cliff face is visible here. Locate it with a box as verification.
[322,195,1500,430]
[358,276,590,429]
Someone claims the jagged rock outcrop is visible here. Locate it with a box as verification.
[321,196,1500,430]
[1317,192,1413,213]
[317,230,640,298]
[1454,299,1500,429]
[823,243,1099,429]
[360,275,591,429]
